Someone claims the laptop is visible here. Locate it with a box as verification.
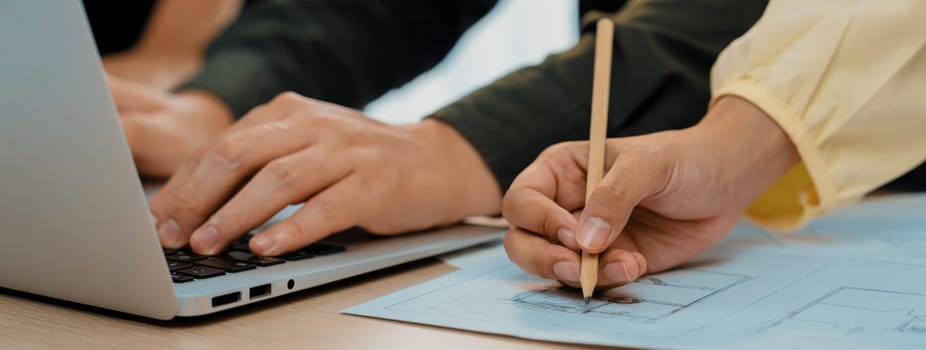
[0,2,503,320]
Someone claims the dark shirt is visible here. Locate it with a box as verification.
[179,0,498,117]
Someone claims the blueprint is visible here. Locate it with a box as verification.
[346,194,926,349]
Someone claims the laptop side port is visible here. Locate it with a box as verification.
[249,284,271,300]
[212,292,241,308]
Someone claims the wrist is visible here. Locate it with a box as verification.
[694,96,799,208]
[411,119,502,219]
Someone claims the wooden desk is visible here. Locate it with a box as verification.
[0,258,610,350]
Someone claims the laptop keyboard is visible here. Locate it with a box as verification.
[164,236,346,283]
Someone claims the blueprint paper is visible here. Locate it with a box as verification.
[345,194,926,349]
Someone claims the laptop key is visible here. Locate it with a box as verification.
[168,251,208,263]
[195,256,257,273]
[177,266,225,279]
[168,261,192,271]
[226,251,286,267]
[171,271,194,283]
[281,250,315,261]
[307,243,346,256]
[282,243,347,261]
[230,240,251,252]
[230,234,258,252]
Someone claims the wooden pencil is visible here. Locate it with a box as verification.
[581,17,614,304]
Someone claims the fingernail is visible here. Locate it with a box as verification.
[553,261,580,282]
[557,228,577,249]
[190,225,219,253]
[577,217,613,251]
[251,234,276,255]
[603,261,633,284]
[157,219,181,246]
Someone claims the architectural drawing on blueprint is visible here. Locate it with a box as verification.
[507,269,748,322]
[347,195,926,349]
[757,287,926,345]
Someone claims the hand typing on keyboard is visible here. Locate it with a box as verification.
[148,93,501,256]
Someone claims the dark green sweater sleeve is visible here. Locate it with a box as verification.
[430,0,768,191]
[178,0,496,117]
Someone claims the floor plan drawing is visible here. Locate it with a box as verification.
[757,287,926,346]
[346,194,926,349]
[508,269,748,322]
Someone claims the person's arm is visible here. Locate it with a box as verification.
[102,0,243,89]
[430,0,768,192]
[710,0,926,231]
[178,0,497,118]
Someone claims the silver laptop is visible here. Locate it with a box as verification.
[0,2,503,320]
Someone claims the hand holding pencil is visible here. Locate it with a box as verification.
[501,20,798,295]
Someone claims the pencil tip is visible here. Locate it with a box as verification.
[584,297,591,305]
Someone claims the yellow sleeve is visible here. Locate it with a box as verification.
[710,0,926,232]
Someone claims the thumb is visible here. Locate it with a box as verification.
[575,149,669,254]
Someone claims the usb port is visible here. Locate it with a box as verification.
[249,284,271,299]
[211,292,241,308]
